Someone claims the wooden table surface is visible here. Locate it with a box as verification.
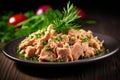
[0,1,120,80]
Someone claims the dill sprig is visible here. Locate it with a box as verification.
[53,2,80,33]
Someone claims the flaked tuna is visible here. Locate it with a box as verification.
[18,24,104,62]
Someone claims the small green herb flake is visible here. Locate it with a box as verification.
[49,59,54,62]
[58,35,63,40]
[36,34,40,38]
[106,49,110,53]
[18,53,25,57]
[56,35,63,41]
[60,59,64,62]
[95,49,103,55]
[17,47,21,53]
[82,56,89,59]
[46,47,51,51]
[86,20,96,24]
[88,36,91,40]
[30,36,34,39]
[81,38,87,43]
[32,57,38,62]
[42,41,48,45]
[51,37,58,42]
[58,59,64,62]
[24,56,30,60]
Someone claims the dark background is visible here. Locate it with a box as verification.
[0,0,120,14]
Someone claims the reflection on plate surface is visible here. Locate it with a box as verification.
[2,33,120,67]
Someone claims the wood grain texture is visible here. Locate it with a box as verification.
[0,50,120,80]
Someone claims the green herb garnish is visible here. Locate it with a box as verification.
[56,35,64,41]
[45,47,51,51]
[49,59,54,62]
[32,57,39,62]
[16,2,80,35]
[58,59,64,62]
[18,53,25,57]
[95,49,103,55]
[53,2,80,33]
[35,34,41,38]
[42,41,48,45]
[82,56,89,59]
[0,2,96,43]
[17,47,21,53]
[81,38,87,43]
[106,49,110,53]
[88,36,92,40]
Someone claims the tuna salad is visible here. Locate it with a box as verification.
[17,2,104,62]
[17,24,104,62]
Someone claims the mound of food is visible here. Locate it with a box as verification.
[17,2,104,62]
[18,24,104,62]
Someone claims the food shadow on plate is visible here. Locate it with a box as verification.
[15,60,106,78]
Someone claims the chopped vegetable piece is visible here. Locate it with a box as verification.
[58,59,64,62]
[36,5,52,15]
[106,49,110,53]
[17,47,21,53]
[8,14,27,26]
[96,49,103,55]
[82,56,89,59]
[36,34,41,38]
[77,8,86,19]
[49,59,54,62]
[42,41,48,45]
[81,38,87,43]
[46,47,51,51]
[32,57,39,62]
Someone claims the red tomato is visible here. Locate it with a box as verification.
[8,14,27,26]
[36,5,52,15]
[77,8,86,19]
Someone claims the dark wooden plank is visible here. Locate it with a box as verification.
[1,51,120,80]
[0,51,58,80]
